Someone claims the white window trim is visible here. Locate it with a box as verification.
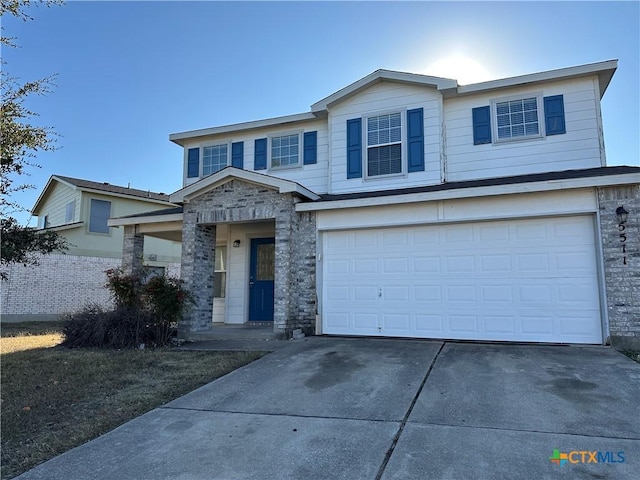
[363,108,407,180]
[491,92,545,144]
[201,141,231,177]
[268,130,303,171]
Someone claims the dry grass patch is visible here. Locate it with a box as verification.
[1,345,266,479]
[0,334,64,354]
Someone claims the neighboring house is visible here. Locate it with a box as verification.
[111,60,640,349]
[1,176,182,321]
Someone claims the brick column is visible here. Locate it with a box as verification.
[273,206,317,337]
[597,185,640,350]
[122,225,144,274]
[180,211,216,335]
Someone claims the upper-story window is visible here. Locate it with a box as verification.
[89,199,111,234]
[346,108,423,180]
[366,112,403,177]
[65,200,75,223]
[271,134,300,169]
[495,96,540,140]
[203,144,229,176]
[473,94,565,145]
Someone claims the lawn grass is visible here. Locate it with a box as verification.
[1,323,266,479]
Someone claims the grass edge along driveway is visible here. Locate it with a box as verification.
[1,322,266,480]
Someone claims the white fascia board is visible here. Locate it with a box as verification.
[108,213,184,227]
[169,112,320,145]
[170,167,320,203]
[311,70,457,112]
[295,172,639,212]
[453,60,618,99]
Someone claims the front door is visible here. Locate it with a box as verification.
[249,237,275,321]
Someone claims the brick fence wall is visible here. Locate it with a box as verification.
[1,254,181,321]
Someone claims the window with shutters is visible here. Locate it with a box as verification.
[366,111,404,177]
[202,144,229,175]
[474,94,565,145]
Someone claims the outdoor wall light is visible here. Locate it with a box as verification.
[616,206,629,224]
[233,239,241,248]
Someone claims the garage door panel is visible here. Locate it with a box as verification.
[322,216,603,344]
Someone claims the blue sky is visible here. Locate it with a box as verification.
[4,0,639,225]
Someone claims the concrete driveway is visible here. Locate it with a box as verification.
[17,337,640,479]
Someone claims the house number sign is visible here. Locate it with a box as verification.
[619,223,627,266]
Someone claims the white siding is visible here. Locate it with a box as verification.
[444,77,603,181]
[225,222,275,324]
[182,120,330,194]
[328,82,442,194]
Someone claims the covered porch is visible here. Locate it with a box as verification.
[109,168,319,338]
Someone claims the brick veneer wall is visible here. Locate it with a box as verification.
[180,179,317,336]
[597,185,640,349]
[1,254,182,321]
[1,254,118,320]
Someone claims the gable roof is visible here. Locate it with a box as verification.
[32,175,176,214]
[169,166,320,204]
[170,60,617,144]
[310,69,457,112]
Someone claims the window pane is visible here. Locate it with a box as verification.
[525,123,539,135]
[65,200,75,223]
[271,134,299,167]
[496,97,539,140]
[215,246,226,272]
[367,112,402,147]
[256,243,275,280]
[203,144,228,175]
[214,272,226,298]
[89,199,111,233]
[367,144,402,176]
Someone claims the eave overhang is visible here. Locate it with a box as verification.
[169,166,320,204]
[296,168,639,212]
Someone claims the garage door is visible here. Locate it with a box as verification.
[322,216,603,344]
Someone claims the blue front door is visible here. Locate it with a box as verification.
[249,237,275,322]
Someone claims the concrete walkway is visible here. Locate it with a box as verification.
[16,337,640,479]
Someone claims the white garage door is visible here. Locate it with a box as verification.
[322,216,603,344]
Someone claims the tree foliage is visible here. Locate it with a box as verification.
[1,0,67,277]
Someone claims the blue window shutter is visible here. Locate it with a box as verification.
[544,95,566,135]
[187,148,199,177]
[303,131,317,165]
[472,106,492,145]
[407,108,424,172]
[346,118,362,178]
[254,138,267,170]
[231,142,244,169]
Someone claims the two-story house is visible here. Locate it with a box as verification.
[1,176,182,321]
[111,60,640,349]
